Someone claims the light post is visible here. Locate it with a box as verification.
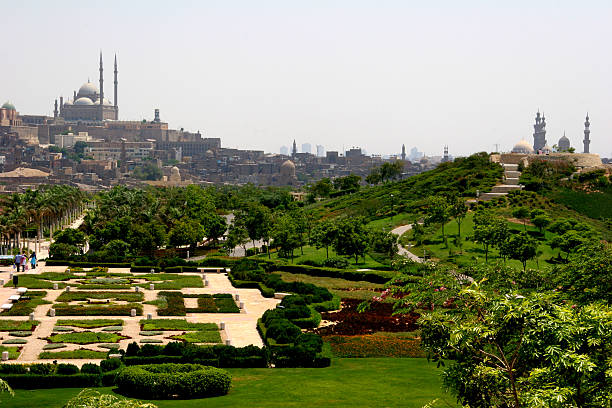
[390,194,394,212]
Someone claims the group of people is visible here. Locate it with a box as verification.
[13,252,36,272]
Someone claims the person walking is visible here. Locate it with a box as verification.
[20,252,27,272]
[14,253,22,272]
[30,252,37,270]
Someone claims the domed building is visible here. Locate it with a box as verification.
[512,139,534,154]
[279,160,297,185]
[55,53,119,121]
[558,133,571,152]
[0,101,21,126]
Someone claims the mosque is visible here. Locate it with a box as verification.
[53,53,119,121]
[511,111,592,154]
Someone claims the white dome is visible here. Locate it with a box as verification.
[93,98,113,106]
[78,82,98,96]
[74,97,94,106]
[512,139,534,154]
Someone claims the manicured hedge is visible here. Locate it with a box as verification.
[52,303,143,316]
[130,265,161,273]
[156,291,186,316]
[45,260,131,268]
[261,261,395,284]
[2,374,102,389]
[115,363,231,399]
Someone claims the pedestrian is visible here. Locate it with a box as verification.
[30,252,37,270]
[14,253,22,272]
[20,252,27,272]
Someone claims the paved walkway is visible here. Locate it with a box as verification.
[391,224,423,263]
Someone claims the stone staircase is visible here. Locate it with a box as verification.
[479,163,523,201]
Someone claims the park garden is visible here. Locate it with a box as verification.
[0,152,609,407]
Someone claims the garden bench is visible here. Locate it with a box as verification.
[1,303,13,310]
[198,267,226,273]
[8,295,20,302]
[16,287,27,295]
[87,298,110,304]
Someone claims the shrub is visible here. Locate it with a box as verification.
[266,319,302,344]
[0,364,27,374]
[126,342,141,357]
[38,349,107,359]
[100,358,123,372]
[322,256,350,269]
[2,338,27,344]
[56,363,80,375]
[56,291,143,302]
[169,331,222,344]
[8,331,33,337]
[56,319,123,328]
[80,363,103,375]
[52,303,143,316]
[140,319,217,332]
[63,389,152,408]
[156,291,186,316]
[3,374,101,389]
[115,363,231,399]
[29,363,56,375]
[47,331,128,344]
[42,343,67,350]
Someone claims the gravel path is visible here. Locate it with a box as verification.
[391,224,423,263]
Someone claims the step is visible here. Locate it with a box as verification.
[504,178,520,185]
[491,185,522,193]
[479,192,507,201]
[502,163,519,171]
[505,170,521,178]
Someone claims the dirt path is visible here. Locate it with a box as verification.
[391,224,423,263]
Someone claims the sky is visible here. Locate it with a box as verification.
[2,0,612,157]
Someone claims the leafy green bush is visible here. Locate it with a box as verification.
[265,319,302,344]
[2,374,102,389]
[322,256,350,269]
[80,363,103,375]
[56,363,80,375]
[0,364,27,374]
[29,363,56,375]
[63,389,153,408]
[100,358,123,372]
[115,363,231,399]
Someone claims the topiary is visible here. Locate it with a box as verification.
[115,363,231,399]
[100,358,123,372]
[125,341,140,357]
[80,363,102,375]
[56,363,79,375]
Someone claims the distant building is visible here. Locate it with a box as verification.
[301,143,311,154]
[280,145,289,155]
[583,113,590,153]
[316,144,325,157]
[558,132,571,152]
[55,53,119,121]
[533,111,547,151]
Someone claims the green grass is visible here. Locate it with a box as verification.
[38,349,107,359]
[548,187,612,220]
[277,271,385,301]
[408,212,558,270]
[56,319,124,328]
[2,291,51,316]
[0,358,456,407]
[52,303,143,316]
[47,331,128,344]
[0,320,39,331]
[3,275,67,289]
[169,330,222,343]
[140,319,218,331]
[366,213,415,230]
[56,291,144,302]
[136,274,204,289]
[257,245,387,269]
[0,345,21,359]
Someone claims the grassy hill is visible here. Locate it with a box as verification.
[308,152,503,222]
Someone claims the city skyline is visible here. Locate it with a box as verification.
[2,1,612,157]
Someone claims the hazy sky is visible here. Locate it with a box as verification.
[3,1,611,157]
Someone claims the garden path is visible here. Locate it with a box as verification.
[391,224,423,263]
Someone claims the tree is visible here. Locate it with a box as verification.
[368,229,398,257]
[132,162,163,181]
[310,219,337,259]
[53,228,87,253]
[333,174,361,192]
[380,161,403,182]
[531,214,551,234]
[310,178,333,197]
[365,168,381,185]
[449,196,468,239]
[73,141,88,154]
[271,214,300,262]
[332,217,369,264]
[103,239,130,258]
[553,241,611,304]
[511,206,530,230]
[202,213,227,245]
[418,287,612,408]
[168,218,205,250]
[551,230,587,261]
[425,196,450,241]
[502,231,537,271]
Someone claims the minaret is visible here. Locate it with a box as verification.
[401,144,406,161]
[53,99,58,118]
[114,54,118,110]
[292,140,297,157]
[583,113,590,153]
[59,96,64,116]
[99,52,104,105]
[443,145,449,162]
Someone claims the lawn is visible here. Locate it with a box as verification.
[407,213,558,270]
[1,358,457,408]
[366,213,415,231]
[257,245,388,269]
[277,272,385,301]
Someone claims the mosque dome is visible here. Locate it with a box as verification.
[93,98,113,106]
[512,139,534,154]
[74,97,94,106]
[280,160,296,177]
[558,134,571,151]
[78,82,98,96]
[1,101,16,110]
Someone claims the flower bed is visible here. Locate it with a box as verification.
[2,291,51,316]
[315,299,419,335]
[0,320,39,331]
[56,291,144,302]
[324,332,426,358]
[140,319,217,331]
[56,319,124,328]
[47,331,128,344]
[52,303,143,316]
[39,348,107,359]
[168,330,222,344]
